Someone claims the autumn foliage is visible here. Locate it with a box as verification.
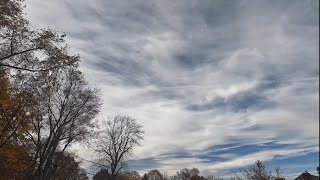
[0,0,99,179]
[0,70,31,179]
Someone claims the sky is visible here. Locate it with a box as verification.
[24,0,319,179]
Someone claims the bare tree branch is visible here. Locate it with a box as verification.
[95,116,144,180]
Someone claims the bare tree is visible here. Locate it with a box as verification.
[190,168,200,177]
[274,168,285,180]
[179,168,193,180]
[124,170,141,180]
[148,169,164,180]
[95,116,144,180]
[173,168,201,180]
[24,69,101,180]
[234,160,285,180]
[206,176,226,180]
[163,172,170,180]
[209,176,238,180]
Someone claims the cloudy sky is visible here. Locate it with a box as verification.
[25,0,319,179]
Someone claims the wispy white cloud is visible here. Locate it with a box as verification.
[25,0,319,177]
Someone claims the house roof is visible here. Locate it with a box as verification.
[294,172,319,180]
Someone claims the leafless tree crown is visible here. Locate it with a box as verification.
[95,116,144,180]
